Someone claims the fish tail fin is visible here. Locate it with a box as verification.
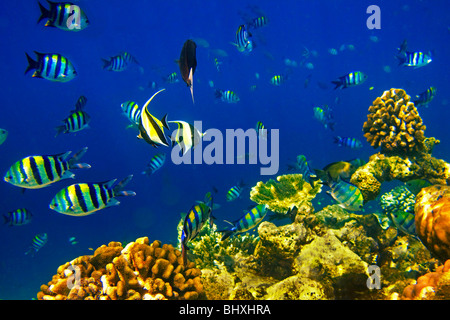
[331,80,342,90]
[68,147,91,170]
[25,52,38,75]
[113,175,136,197]
[214,89,223,99]
[101,58,111,69]
[3,214,9,225]
[395,54,406,66]
[161,114,170,130]
[313,169,329,184]
[54,125,65,137]
[219,229,235,241]
[333,136,342,145]
[37,1,50,24]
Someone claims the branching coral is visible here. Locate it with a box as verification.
[415,185,450,262]
[37,237,205,300]
[363,88,432,155]
[249,173,322,219]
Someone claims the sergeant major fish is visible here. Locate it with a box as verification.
[331,71,367,89]
[334,136,362,149]
[55,95,90,137]
[121,101,141,127]
[327,177,364,212]
[37,1,89,31]
[25,233,48,256]
[219,204,268,241]
[4,147,90,189]
[313,105,335,131]
[3,208,33,226]
[180,192,215,266]
[141,153,166,175]
[413,87,437,108]
[232,24,253,54]
[25,51,77,82]
[49,175,136,216]
[215,89,240,103]
[102,52,140,72]
[396,40,432,69]
[226,182,245,201]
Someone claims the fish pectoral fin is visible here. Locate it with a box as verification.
[106,199,120,208]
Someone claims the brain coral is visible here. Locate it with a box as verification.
[250,173,322,219]
[363,88,429,155]
[415,185,450,262]
[37,237,205,300]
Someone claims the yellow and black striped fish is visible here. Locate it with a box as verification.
[138,89,170,147]
[180,192,214,266]
[169,120,204,155]
[214,89,240,103]
[121,101,141,126]
[4,147,90,189]
[413,87,437,107]
[102,52,139,72]
[327,178,364,212]
[25,51,77,82]
[38,1,89,31]
[25,233,48,256]
[219,204,268,241]
[55,95,90,137]
[49,175,136,216]
[331,71,367,89]
[142,153,166,175]
[270,74,285,86]
[3,208,33,226]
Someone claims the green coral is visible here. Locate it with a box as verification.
[380,185,416,215]
[249,173,322,217]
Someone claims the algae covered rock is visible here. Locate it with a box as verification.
[294,230,370,299]
[265,275,332,300]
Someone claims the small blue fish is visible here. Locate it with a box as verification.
[332,71,367,89]
[142,153,166,175]
[270,75,286,86]
[397,51,432,69]
[102,52,139,72]
[164,72,179,83]
[121,101,141,126]
[25,52,77,82]
[288,155,316,185]
[55,96,90,137]
[313,105,335,131]
[219,204,268,241]
[3,208,33,226]
[388,210,417,236]
[226,183,245,201]
[215,89,240,103]
[334,136,362,149]
[233,24,253,53]
[327,178,364,211]
[0,128,8,145]
[25,233,48,256]
[255,121,267,139]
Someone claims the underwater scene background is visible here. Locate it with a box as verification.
[1,0,449,300]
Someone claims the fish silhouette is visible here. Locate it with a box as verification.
[177,39,197,103]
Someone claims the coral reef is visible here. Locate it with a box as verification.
[363,88,428,155]
[415,185,450,262]
[249,173,322,219]
[380,185,415,216]
[400,259,450,300]
[350,152,450,201]
[37,237,205,300]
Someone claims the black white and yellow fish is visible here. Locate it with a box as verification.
[413,87,437,107]
[164,72,179,84]
[38,1,89,31]
[142,153,166,175]
[215,89,240,103]
[331,71,367,89]
[247,16,269,29]
[287,155,317,186]
[177,39,197,104]
[180,192,214,265]
[169,120,205,155]
[102,52,140,72]
[121,101,141,126]
[55,95,90,137]
[0,128,8,145]
[313,105,335,131]
[334,136,363,149]
[25,51,77,82]
[396,40,432,69]
[219,204,268,241]
[3,208,33,226]
[255,121,267,139]
[327,178,364,212]
[137,89,170,147]
[388,210,417,236]
[226,182,245,202]
[25,233,48,256]
[49,175,136,216]
[270,74,286,86]
[233,24,253,53]
[4,147,91,189]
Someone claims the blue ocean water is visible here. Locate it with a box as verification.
[0,0,448,299]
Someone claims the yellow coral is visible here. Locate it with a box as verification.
[250,174,322,215]
[37,237,205,300]
[363,88,434,155]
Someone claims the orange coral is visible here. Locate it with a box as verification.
[415,185,450,262]
[402,259,450,299]
[37,237,205,300]
[363,88,432,155]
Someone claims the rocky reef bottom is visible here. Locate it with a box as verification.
[190,205,449,300]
